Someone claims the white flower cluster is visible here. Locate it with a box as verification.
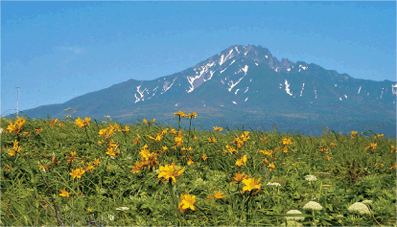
[361,200,372,204]
[303,201,323,211]
[266,182,281,187]
[116,207,129,211]
[305,175,317,182]
[348,202,370,215]
[285,209,305,221]
[282,220,302,226]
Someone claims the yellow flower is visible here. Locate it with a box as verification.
[157,162,185,183]
[173,111,187,119]
[39,164,49,170]
[330,142,336,146]
[282,138,292,145]
[106,147,119,158]
[351,131,358,138]
[202,154,208,161]
[75,117,91,128]
[208,137,217,143]
[242,177,261,194]
[12,140,22,152]
[35,126,43,133]
[187,159,195,165]
[236,159,244,167]
[226,145,237,154]
[70,167,86,179]
[85,162,95,172]
[188,112,197,119]
[94,158,100,166]
[143,119,149,124]
[259,150,272,156]
[325,156,332,161]
[389,162,397,171]
[50,119,59,127]
[139,148,152,161]
[87,208,92,212]
[374,134,384,139]
[132,161,144,174]
[236,155,248,166]
[213,126,223,132]
[282,147,288,153]
[178,194,196,211]
[59,122,65,126]
[8,149,16,157]
[59,189,70,198]
[193,136,198,141]
[66,151,78,163]
[268,162,276,172]
[123,126,130,132]
[6,123,17,133]
[107,165,111,169]
[211,190,228,199]
[263,158,269,165]
[229,172,249,185]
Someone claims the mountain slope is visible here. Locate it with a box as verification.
[17,45,396,137]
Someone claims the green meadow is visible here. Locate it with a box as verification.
[1,111,396,226]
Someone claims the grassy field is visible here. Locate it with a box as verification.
[1,111,396,226]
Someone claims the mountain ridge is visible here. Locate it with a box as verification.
[12,44,397,137]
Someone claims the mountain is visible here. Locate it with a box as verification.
[15,45,397,137]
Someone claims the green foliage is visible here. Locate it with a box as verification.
[1,114,396,226]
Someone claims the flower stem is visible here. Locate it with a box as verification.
[168,180,182,220]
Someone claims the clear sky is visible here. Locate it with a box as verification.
[2,1,396,116]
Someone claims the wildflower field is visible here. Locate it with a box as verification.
[1,111,396,226]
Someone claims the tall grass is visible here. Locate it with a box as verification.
[1,112,396,226]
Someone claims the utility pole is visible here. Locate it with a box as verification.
[15,86,20,117]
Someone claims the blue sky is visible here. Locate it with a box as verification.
[2,1,396,116]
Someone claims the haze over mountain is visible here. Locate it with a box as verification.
[16,45,397,137]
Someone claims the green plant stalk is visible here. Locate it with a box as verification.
[84,127,90,141]
[167,180,182,220]
[187,118,192,148]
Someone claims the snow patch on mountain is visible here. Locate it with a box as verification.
[392,84,397,95]
[357,86,361,94]
[161,77,176,94]
[235,46,240,53]
[220,67,228,74]
[232,101,237,105]
[299,65,308,70]
[284,80,292,96]
[344,94,348,99]
[287,68,291,71]
[255,63,258,66]
[265,55,268,58]
[228,65,249,92]
[300,83,305,97]
[244,97,249,102]
[339,97,342,101]
[219,49,234,66]
[235,89,240,95]
[314,90,318,99]
[244,87,249,93]
[186,62,216,93]
[135,85,148,103]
